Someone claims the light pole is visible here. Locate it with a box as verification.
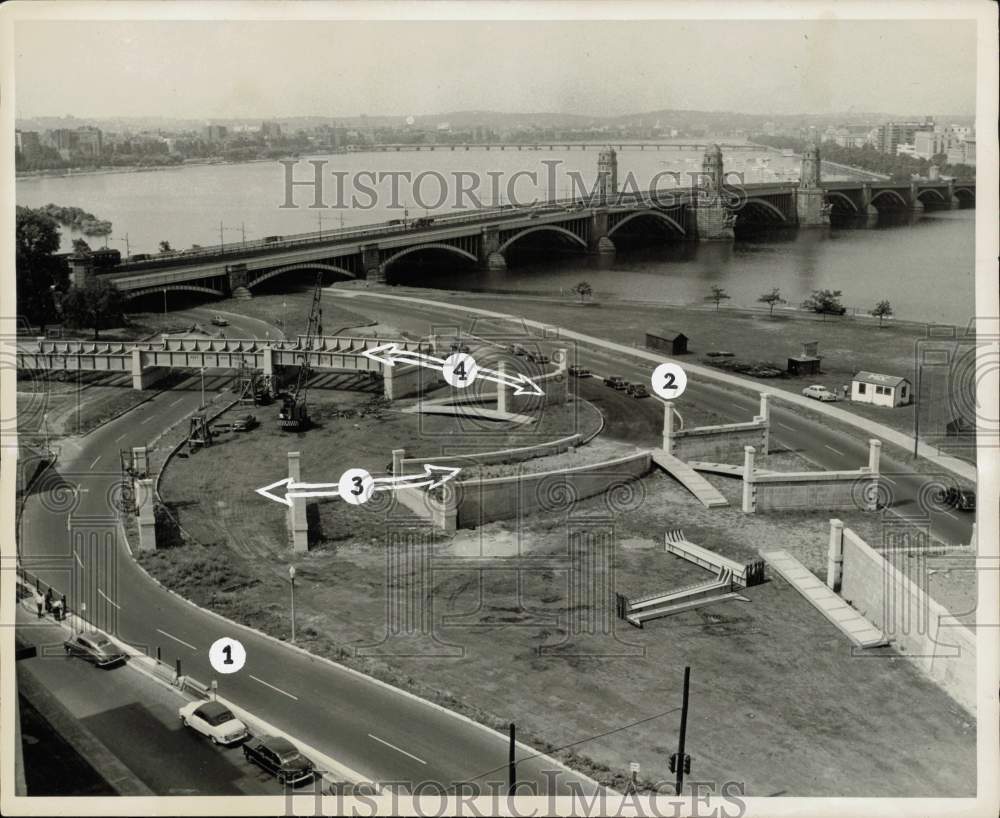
[288,565,296,643]
[199,367,206,409]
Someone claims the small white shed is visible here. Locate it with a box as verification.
[851,371,911,407]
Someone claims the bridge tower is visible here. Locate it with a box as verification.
[795,142,831,227]
[596,146,618,203]
[692,144,735,241]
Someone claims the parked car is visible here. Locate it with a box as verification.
[530,353,550,364]
[63,632,127,668]
[938,486,976,511]
[604,376,628,390]
[243,735,316,787]
[211,314,229,327]
[801,384,838,402]
[178,700,249,746]
[628,384,651,398]
[568,365,592,378]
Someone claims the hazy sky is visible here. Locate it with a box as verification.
[13,18,977,119]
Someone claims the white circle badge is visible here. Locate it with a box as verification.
[651,363,688,399]
[338,468,375,505]
[209,637,246,674]
[442,353,478,388]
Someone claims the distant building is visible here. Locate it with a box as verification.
[645,330,689,356]
[850,371,911,407]
[787,340,821,377]
[876,119,933,155]
[260,121,282,140]
[896,143,917,157]
[913,129,947,160]
[15,130,42,159]
[75,126,103,158]
[947,137,976,167]
[203,124,228,142]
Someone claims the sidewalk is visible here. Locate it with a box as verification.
[333,290,977,483]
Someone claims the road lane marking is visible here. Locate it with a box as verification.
[140,415,157,424]
[168,398,185,408]
[156,628,198,651]
[249,674,299,700]
[777,422,796,431]
[114,433,127,442]
[97,589,120,610]
[367,733,426,765]
[89,456,101,470]
[824,444,845,456]
[941,510,959,521]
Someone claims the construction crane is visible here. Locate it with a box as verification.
[277,270,324,431]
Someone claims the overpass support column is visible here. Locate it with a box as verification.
[662,401,674,454]
[362,244,385,285]
[589,209,615,253]
[496,361,508,414]
[227,266,252,299]
[287,451,309,552]
[130,348,168,391]
[480,227,506,271]
[260,346,274,380]
[826,518,844,592]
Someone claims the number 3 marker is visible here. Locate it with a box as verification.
[338,468,375,505]
[651,363,687,399]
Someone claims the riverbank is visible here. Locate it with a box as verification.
[15,155,287,181]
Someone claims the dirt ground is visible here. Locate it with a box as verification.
[144,385,976,796]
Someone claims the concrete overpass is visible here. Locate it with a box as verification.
[68,145,975,301]
[17,334,435,399]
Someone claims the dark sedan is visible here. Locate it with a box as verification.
[63,632,127,668]
[243,735,316,787]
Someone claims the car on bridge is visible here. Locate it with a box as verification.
[63,632,127,669]
[242,735,316,787]
[801,384,838,402]
[211,314,229,327]
[179,700,249,746]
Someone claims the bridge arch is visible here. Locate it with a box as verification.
[953,187,975,204]
[381,243,478,270]
[916,188,947,203]
[498,225,588,253]
[123,284,224,301]
[737,198,789,223]
[825,191,859,212]
[869,189,909,209]
[607,210,687,237]
[248,262,357,289]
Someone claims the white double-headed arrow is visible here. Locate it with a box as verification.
[256,464,462,507]
[362,342,545,396]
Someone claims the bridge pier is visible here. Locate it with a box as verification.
[362,243,385,284]
[588,209,615,254]
[227,265,253,300]
[135,478,158,552]
[130,349,169,390]
[479,226,507,270]
[287,451,309,553]
[692,145,735,241]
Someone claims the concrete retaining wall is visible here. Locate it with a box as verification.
[673,421,768,463]
[453,451,652,529]
[397,433,582,475]
[384,362,438,400]
[838,526,976,713]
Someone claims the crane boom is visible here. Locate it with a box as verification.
[277,270,323,431]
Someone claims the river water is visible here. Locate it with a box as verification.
[16,146,975,325]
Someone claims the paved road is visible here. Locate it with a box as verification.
[16,605,277,795]
[333,290,974,546]
[16,309,600,796]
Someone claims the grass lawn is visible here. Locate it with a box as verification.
[140,384,975,796]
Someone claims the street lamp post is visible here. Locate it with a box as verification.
[199,367,206,409]
[288,565,296,643]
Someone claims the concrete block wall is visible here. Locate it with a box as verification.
[836,525,976,714]
[664,394,770,463]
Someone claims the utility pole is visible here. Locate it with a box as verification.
[913,364,921,458]
[671,666,692,796]
[508,723,516,794]
[219,220,224,251]
[288,565,296,642]
[241,222,246,247]
[199,367,206,409]
[163,288,167,315]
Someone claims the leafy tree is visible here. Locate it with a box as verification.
[705,285,731,312]
[872,299,893,327]
[72,238,92,255]
[58,278,124,340]
[15,206,66,331]
[802,289,845,320]
[573,281,593,303]
[757,287,786,316]
[159,240,173,253]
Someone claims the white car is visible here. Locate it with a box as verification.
[801,384,838,402]
[179,700,249,745]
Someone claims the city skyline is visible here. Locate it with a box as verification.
[13,18,977,120]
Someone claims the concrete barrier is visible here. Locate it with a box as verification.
[833,522,975,714]
[741,440,881,513]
